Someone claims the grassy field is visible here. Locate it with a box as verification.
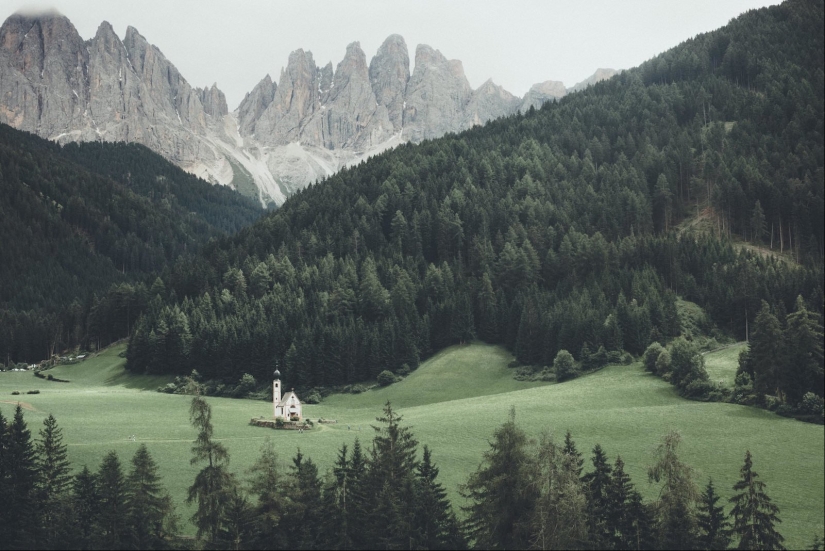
[704,342,748,388]
[1,343,822,547]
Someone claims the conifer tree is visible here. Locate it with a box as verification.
[414,445,466,550]
[97,451,129,549]
[750,301,783,397]
[0,409,10,544]
[582,443,613,546]
[36,414,72,547]
[283,449,323,550]
[782,296,824,404]
[730,450,785,550]
[187,394,235,544]
[562,430,584,478]
[461,407,536,549]
[72,465,100,549]
[697,478,731,550]
[246,439,286,546]
[126,444,177,549]
[5,404,39,547]
[219,486,256,551]
[607,455,641,549]
[319,443,353,550]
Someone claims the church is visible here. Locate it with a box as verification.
[272,368,302,420]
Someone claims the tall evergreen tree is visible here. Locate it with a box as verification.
[461,407,537,549]
[781,296,824,405]
[414,445,466,550]
[97,451,129,549]
[729,450,785,550]
[71,465,100,550]
[246,439,287,547]
[582,443,614,547]
[697,478,732,551]
[187,394,235,544]
[562,430,584,478]
[5,404,39,547]
[126,444,177,549]
[750,301,784,397]
[283,449,323,550]
[36,414,73,548]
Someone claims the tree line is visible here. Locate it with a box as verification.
[2,399,814,550]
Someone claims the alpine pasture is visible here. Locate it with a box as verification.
[0,343,822,547]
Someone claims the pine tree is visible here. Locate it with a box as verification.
[319,443,353,550]
[461,407,537,549]
[750,301,783,397]
[582,443,613,546]
[246,439,286,546]
[414,445,466,550]
[187,394,235,544]
[562,430,584,478]
[730,450,785,550]
[0,409,10,544]
[5,404,39,547]
[782,296,824,404]
[363,401,420,548]
[97,451,129,549]
[126,444,177,549]
[219,486,256,551]
[607,455,641,549]
[72,465,100,549]
[697,478,732,550]
[283,449,323,549]
[36,414,73,547]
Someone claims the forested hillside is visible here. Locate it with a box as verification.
[0,125,262,362]
[124,0,823,403]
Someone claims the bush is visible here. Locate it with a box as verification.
[620,352,634,365]
[11,391,20,395]
[682,379,715,400]
[233,373,257,397]
[159,383,177,394]
[800,392,825,416]
[377,370,398,387]
[398,363,411,376]
[26,390,40,395]
[643,343,665,373]
[345,384,367,394]
[275,418,285,428]
[606,350,623,364]
[655,349,672,375]
[304,390,322,404]
[554,350,579,382]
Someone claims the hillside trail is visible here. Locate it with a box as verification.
[0,400,38,411]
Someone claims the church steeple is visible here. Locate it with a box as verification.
[273,363,282,417]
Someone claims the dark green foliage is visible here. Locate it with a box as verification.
[643,342,666,373]
[3,405,40,547]
[0,124,262,365]
[36,414,73,547]
[697,478,732,550]
[118,0,822,390]
[97,451,129,549]
[750,301,784,397]
[647,431,700,550]
[781,296,824,405]
[554,349,579,382]
[583,444,614,546]
[125,444,177,549]
[414,446,466,550]
[282,450,323,550]
[71,465,100,549]
[187,395,235,544]
[730,450,785,550]
[461,408,537,549]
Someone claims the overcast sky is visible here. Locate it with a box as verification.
[6,0,777,109]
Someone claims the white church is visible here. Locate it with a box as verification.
[272,368,302,421]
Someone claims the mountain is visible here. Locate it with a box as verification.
[569,68,621,92]
[0,123,262,361]
[118,0,822,396]
[0,11,618,204]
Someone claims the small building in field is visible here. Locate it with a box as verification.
[273,369,302,420]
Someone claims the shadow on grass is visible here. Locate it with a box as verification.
[103,368,173,391]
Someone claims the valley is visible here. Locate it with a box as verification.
[1,342,822,547]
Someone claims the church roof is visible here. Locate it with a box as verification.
[277,391,300,407]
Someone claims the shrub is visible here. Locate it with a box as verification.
[655,349,672,375]
[398,363,411,376]
[377,370,398,387]
[11,391,20,395]
[620,352,634,365]
[26,390,40,395]
[159,383,177,394]
[682,379,715,400]
[643,343,665,373]
[275,418,285,428]
[554,350,579,382]
[304,390,322,404]
[800,392,825,416]
[606,350,623,364]
[233,373,257,397]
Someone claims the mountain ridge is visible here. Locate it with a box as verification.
[0,11,618,204]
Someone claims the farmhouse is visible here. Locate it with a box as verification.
[272,369,302,420]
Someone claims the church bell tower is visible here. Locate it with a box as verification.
[273,366,282,417]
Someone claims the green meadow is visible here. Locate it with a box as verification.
[1,343,822,547]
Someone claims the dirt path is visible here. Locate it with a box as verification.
[0,400,38,411]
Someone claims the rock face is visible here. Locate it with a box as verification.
[520,80,567,112]
[569,68,620,92]
[0,11,615,204]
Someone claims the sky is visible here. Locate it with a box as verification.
[6,0,778,110]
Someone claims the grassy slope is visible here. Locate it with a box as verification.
[0,343,822,546]
[704,342,748,388]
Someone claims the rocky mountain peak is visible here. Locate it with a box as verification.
[198,83,228,118]
[369,34,409,131]
[236,74,277,136]
[520,80,567,112]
